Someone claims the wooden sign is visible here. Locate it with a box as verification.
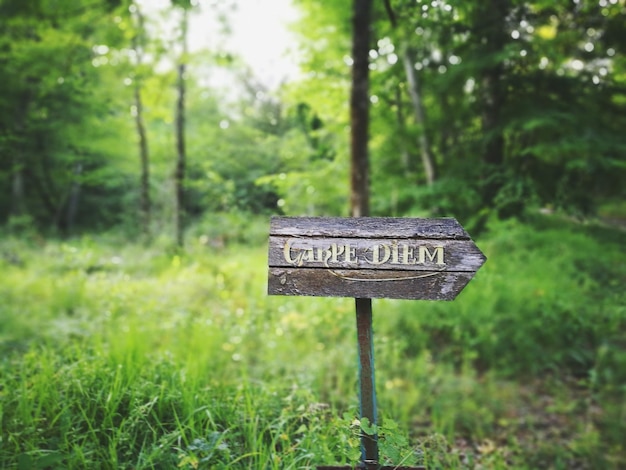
[268,216,486,300]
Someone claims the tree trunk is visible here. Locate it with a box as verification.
[402,45,436,185]
[135,85,150,238]
[438,90,456,164]
[132,4,151,239]
[350,0,372,218]
[174,8,188,248]
[11,97,29,220]
[383,0,436,186]
[65,162,82,234]
[11,160,25,218]
[475,0,509,205]
[395,85,412,175]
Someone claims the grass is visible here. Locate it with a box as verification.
[0,215,625,468]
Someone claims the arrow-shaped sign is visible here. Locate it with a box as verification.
[268,216,486,301]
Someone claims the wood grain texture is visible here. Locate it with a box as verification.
[270,216,469,240]
[269,236,485,272]
[267,216,486,300]
[268,268,476,300]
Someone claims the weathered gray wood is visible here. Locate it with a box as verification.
[267,216,486,300]
[270,216,469,240]
[268,268,475,300]
[269,236,485,272]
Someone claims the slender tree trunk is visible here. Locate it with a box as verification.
[350,0,371,218]
[438,91,455,164]
[402,45,436,185]
[135,84,150,237]
[475,0,508,205]
[174,8,188,248]
[11,160,25,218]
[65,162,82,234]
[383,0,436,186]
[395,86,412,175]
[11,98,29,220]
[132,4,151,239]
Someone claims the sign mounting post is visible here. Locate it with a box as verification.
[268,216,486,468]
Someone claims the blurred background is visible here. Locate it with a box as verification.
[0,0,625,468]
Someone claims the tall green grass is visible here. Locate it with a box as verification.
[385,217,626,379]
[0,216,624,468]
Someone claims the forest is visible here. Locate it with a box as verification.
[1,0,625,468]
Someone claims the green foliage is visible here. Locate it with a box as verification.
[287,0,626,220]
[0,0,133,232]
[383,216,626,380]
[2,0,624,235]
[1,218,625,468]
[1,0,626,466]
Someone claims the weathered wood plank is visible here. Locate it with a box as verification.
[270,216,469,240]
[268,236,485,272]
[267,216,485,300]
[268,267,475,301]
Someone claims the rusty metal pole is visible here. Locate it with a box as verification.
[356,298,378,468]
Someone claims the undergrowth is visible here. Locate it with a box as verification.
[0,216,624,468]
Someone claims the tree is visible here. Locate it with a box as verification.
[288,0,626,221]
[472,0,509,207]
[0,0,131,233]
[384,0,436,185]
[350,0,372,218]
[173,1,190,248]
[130,1,152,239]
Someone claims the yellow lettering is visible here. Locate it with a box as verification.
[391,241,399,264]
[283,240,297,264]
[367,243,391,265]
[401,243,414,265]
[283,240,320,267]
[316,247,333,267]
[345,244,357,263]
[330,243,344,263]
[300,248,315,265]
[418,246,444,265]
[285,239,444,268]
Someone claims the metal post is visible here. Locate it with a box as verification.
[356,297,378,469]
[316,289,427,470]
